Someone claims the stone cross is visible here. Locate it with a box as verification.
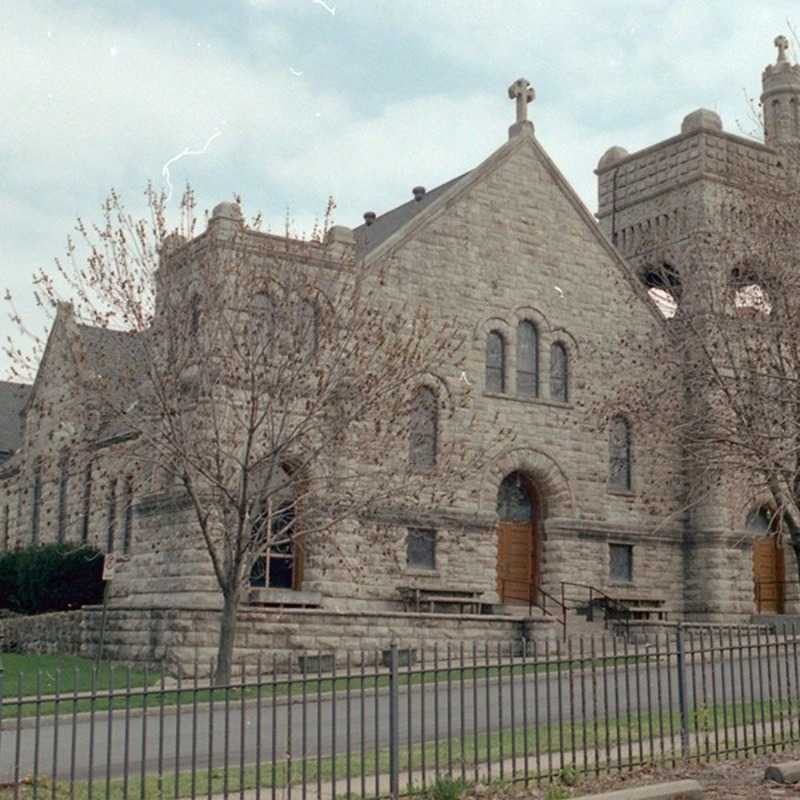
[508,78,535,124]
[775,34,790,63]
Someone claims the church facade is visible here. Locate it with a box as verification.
[0,38,797,668]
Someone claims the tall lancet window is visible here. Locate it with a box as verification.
[608,415,632,491]
[550,342,569,402]
[516,321,539,398]
[410,387,438,471]
[486,331,506,393]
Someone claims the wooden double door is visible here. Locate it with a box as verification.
[496,472,538,604]
[753,535,784,613]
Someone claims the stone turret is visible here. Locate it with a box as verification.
[761,35,800,146]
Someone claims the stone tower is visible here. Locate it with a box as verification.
[762,35,800,147]
[595,38,792,621]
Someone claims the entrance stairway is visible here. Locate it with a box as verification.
[498,581,666,642]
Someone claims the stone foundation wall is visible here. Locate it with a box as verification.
[0,610,85,655]
[0,605,556,677]
[83,606,557,677]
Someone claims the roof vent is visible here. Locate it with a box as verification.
[412,186,426,202]
[363,211,376,226]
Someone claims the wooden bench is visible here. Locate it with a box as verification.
[606,592,669,621]
[398,586,491,615]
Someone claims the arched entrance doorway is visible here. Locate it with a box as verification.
[496,471,538,603]
[750,507,784,613]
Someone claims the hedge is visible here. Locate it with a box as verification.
[0,543,104,614]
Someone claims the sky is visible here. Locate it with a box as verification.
[2,0,798,377]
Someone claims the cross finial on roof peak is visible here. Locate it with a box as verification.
[508,78,535,124]
[775,34,790,64]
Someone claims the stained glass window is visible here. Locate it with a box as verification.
[497,472,533,522]
[410,387,437,470]
[550,342,568,402]
[516,321,538,398]
[486,331,505,393]
[608,415,631,491]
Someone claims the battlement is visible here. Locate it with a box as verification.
[595,113,783,263]
[597,125,779,220]
[157,201,356,276]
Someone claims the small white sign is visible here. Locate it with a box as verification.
[102,553,117,581]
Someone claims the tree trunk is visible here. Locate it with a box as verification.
[214,588,240,686]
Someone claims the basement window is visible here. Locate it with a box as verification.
[609,543,633,584]
[407,528,436,571]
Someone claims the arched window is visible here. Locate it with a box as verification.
[497,471,533,522]
[251,292,275,320]
[486,331,505,393]
[249,463,300,591]
[300,300,319,354]
[516,321,538,398]
[410,387,438,470]
[189,294,201,337]
[550,342,569,402]
[608,415,631,491]
[747,507,776,534]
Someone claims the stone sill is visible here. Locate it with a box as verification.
[482,392,573,411]
[607,488,635,498]
[402,569,441,579]
[86,605,555,624]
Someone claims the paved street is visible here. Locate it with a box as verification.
[0,640,793,786]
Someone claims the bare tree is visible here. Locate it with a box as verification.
[602,161,800,574]
[7,187,505,684]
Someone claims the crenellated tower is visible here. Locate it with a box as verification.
[595,37,795,622]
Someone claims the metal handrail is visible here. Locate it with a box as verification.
[498,577,568,639]
[560,581,632,626]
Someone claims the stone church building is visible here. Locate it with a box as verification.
[0,38,796,668]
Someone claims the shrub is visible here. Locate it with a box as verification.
[0,543,104,614]
[425,777,471,800]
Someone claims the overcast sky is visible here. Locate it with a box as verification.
[2,1,797,377]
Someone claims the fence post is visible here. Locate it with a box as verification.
[675,623,690,762]
[389,640,400,800]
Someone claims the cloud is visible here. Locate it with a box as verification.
[1,0,797,376]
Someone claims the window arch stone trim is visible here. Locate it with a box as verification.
[477,446,576,519]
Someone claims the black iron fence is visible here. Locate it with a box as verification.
[1,624,800,798]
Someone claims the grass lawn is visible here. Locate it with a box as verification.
[0,653,158,697]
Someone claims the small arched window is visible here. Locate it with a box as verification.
[189,294,201,337]
[550,342,569,402]
[485,331,505,393]
[252,292,274,319]
[300,300,319,354]
[516,321,538,398]
[410,386,438,471]
[608,415,631,491]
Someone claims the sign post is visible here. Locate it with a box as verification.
[96,554,117,668]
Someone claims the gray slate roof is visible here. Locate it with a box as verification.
[353,172,469,256]
[0,381,32,455]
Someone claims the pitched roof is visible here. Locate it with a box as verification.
[353,173,469,255]
[0,381,32,455]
